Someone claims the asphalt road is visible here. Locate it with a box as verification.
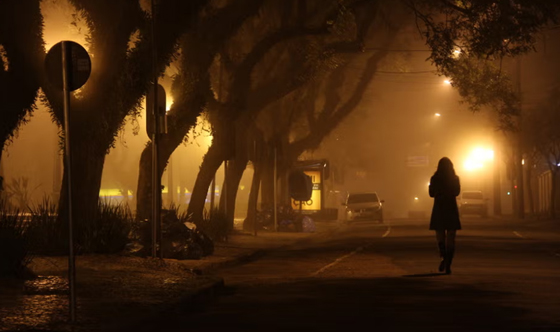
[129,217,560,332]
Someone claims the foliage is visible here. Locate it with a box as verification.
[130,204,214,259]
[26,197,65,255]
[408,0,560,129]
[190,208,231,242]
[0,200,34,279]
[26,198,133,255]
[0,0,44,149]
[2,176,41,210]
[81,199,133,254]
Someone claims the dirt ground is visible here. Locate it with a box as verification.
[1,254,221,331]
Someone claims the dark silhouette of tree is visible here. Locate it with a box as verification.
[0,0,44,167]
[135,0,266,222]
[185,0,348,224]
[526,84,560,218]
[41,0,208,223]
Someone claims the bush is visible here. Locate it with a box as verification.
[129,205,214,259]
[192,208,231,242]
[81,199,133,254]
[27,198,66,256]
[0,200,34,279]
[26,198,132,255]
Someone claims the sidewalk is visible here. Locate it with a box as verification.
[0,220,341,332]
[491,214,560,231]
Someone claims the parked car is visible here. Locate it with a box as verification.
[342,192,384,223]
[458,190,488,217]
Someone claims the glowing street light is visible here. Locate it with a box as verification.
[443,79,452,85]
[434,113,441,117]
[463,147,494,172]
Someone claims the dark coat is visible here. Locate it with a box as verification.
[429,173,461,230]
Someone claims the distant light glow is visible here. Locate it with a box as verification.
[166,97,174,112]
[507,191,511,195]
[464,147,494,172]
[414,197,419,201]
[435,113,441,117]
[444,79,451,85]
[522,159,525,165]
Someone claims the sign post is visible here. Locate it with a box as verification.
[45,40,91,323]
[146,83,166,258]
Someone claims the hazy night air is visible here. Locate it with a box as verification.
[1,1,560,331]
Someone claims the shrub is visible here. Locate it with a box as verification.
[26,198,132,255]
[0,200,34,279]
[191,208,231,242]
[81,199,133,254]
[130,204,214,258]
[27,198,66,256]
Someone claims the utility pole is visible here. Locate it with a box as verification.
[150,0,163,257]
[273,146,278,231]
[516,56,525,219]
[493,144,502,216]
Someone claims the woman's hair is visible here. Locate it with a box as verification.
[435,157,456,177]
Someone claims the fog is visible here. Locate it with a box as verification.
[2,1,559,221]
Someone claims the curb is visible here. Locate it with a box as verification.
[194,221,342,275]
[195,249,268,275]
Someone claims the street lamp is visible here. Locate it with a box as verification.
[463,147,494,172]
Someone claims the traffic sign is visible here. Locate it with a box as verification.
[146,83,166,138]
[45,41,91,91]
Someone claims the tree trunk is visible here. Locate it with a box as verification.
[244,159,262,231]
[550,170,557,219]
[186,138,226,222]
[278,167,290,206]
[525,166,535,216]
[260,147,274,209]
[219,157,248,228]
[135,124,195,221]
[136,145,155,222]
[57,132,107,237]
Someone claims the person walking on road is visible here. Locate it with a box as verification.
[429,157,461,274]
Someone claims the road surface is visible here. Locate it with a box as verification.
[127,217,560,332]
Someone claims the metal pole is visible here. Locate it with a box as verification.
[273,147,278,231]
[516,56,525,219]
[62,41,76,323]
[210,177,215,214]
[253,139,257,237]
[493,146,502,216]
[151,0,160,258]
[224,161,228,218]
[168,155,174,206]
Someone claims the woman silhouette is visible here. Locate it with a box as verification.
[429,157,461,274]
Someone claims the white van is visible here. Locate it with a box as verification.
[458,190,488,217]
[342,192,384,223]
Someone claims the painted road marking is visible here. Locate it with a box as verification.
[513,231,524,239]
[382,226,391,238]
[312,246,365,276]
[312,226,391,276]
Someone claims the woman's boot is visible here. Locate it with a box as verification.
[445,248,454,274]
[438,242,446,272]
